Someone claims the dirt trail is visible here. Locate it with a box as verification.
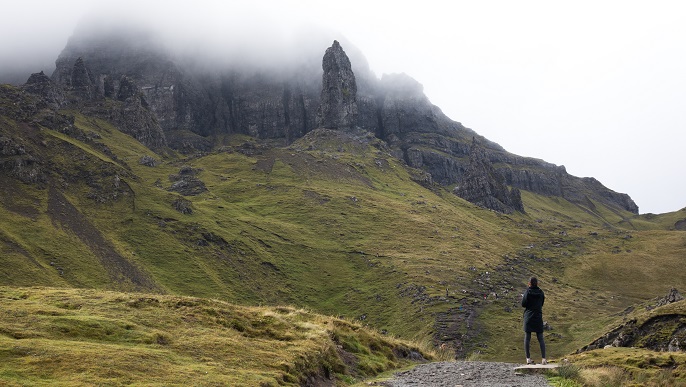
[376,361,552,387]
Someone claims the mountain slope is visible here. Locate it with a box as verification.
[2,79,685,366]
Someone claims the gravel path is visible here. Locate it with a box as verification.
[375,361,552,387]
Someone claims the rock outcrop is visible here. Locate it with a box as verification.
[454,138,524,213]
[106,91,167,150]
[579,289,685,353]
[167,165,207,196]
[0,133,44,184]
[22,71,65,109]
[50,52,168,150]
[317,40,358,130]
[656,288,684,308]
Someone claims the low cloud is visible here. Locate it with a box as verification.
[0,1,364,83]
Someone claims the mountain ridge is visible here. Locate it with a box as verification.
[44,26,638,214]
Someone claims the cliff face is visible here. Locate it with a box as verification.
[455,138,524,213]
[46,28,639,214]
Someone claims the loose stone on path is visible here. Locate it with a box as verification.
[375,361,552,387]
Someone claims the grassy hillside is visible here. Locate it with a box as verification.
[2,83,685,375]
[624,207,686,230]
[554,298,686,386]
[0,286,430,386]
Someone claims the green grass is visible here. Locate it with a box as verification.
[0,286,431,386]
[564,348,686,386]
[625,208,686,230]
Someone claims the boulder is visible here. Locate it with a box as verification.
[168,166,207,196]
[172,197,193,214]
[168,177,207,196]
[656,288,684,307]
[138,155,158,167]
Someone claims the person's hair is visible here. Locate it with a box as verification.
[529,277,538,287]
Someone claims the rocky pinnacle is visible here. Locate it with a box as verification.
[317,40,358,130]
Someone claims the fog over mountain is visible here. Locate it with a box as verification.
[1,0,685,213]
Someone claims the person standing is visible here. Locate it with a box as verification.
[521,277,546,364]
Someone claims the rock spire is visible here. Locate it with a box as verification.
[69,57,97,99]
[317,40,358,130]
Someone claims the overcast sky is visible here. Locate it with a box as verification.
[1,0,684,214]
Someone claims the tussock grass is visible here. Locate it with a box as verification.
[563,347,686,386]
[0,286,429,386]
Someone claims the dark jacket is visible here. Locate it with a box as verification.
[521,286,545,333]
